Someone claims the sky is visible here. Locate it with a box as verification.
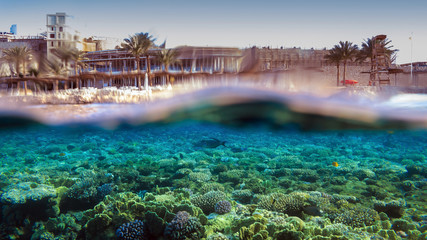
[0,0,426,64]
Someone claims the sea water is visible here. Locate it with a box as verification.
[0,87,426,240]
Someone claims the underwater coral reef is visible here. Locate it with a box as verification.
[0,122,426,239]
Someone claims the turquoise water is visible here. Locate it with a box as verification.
[0,88,426,240]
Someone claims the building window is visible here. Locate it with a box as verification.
[58,16,65,25]
[59,27,63,32]
[50,33,55,39]
[58,42,61,47]
[47,15,56,25]
[51,42,54,47]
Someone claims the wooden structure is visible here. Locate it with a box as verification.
[371,34,391,85]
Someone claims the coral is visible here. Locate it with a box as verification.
[191,191,227,214]
[286,217,305,231]
[292,169,320,182]
[207,233,229,240]
[1,182,57,225]
[204,213,235,235]
[116,219,145,240]
[239,222,268,240]
[215,200,232,214]
[330,194,358,203]
[244,178,270,194]
[144,211,166,237]
[211,164,228,174]
[305,191,332,211]
[44,213,81,239]
[257,192,308,217]
[317,223,349,237]
[96,183,113,200]
[405,164,427,177]
[232,189,253,204]
[174,168,192,178]
[82,192,145,239]
[374,199,406,218]
[332,206,380,228]
[188,171,212,182]
[164,211,204,240]
[200,182,225,194]
[1,182,56,204]
[38,231,56,240]
[392,219,417,232]
[85,213,115,239]
[60,170,114,211]
[219,170,246,184]
[354,169,376,180]
[378,229,400,240]
[172,203,204,217]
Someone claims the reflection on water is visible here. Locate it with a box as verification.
[1,86,427,130]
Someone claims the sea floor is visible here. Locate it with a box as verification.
[0,121,426,239]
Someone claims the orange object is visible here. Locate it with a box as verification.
[341,79,358,85]
[332,161,339,167]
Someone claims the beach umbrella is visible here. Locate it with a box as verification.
[341,79,358,85]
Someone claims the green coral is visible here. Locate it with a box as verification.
[82,192,145,239]
[44,213,81,239]
[219,170,247,184]
[232,189,254,204]
[200,182,225,194]
[257,192,308,217]
[1,182,56,204]
[332,206,380,228]
[145,211,166,237]
[189,171,212,182]
[239,222,269,240]
[191,191,227,214]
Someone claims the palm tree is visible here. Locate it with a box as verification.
[358,37,396,64]
[2,46,32,94]
[121,32,155,90]
[47,59,66,91]
[28,52,49,92]
[52,46,79,89]
[335,41,358,85]
[156,49,180,85]
[324,46,342,86]
[70,50,88,89]
[357,37,398,82]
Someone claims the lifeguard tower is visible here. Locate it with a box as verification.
[371,34,390,86]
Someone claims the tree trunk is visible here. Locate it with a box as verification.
[23,61,27,95]
[369,58,375,82]
[342,61,347,86]
[146,55,152,86]
[336,63,340,87]
[137,58,142,90]
[165,66,169,86]
[75,66,80,89]
[64,60,68,90]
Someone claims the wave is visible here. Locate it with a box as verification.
[0,86,427,130]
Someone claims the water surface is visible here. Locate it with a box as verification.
[0,87,426,240]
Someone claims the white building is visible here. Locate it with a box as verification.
[46,12,78,59]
